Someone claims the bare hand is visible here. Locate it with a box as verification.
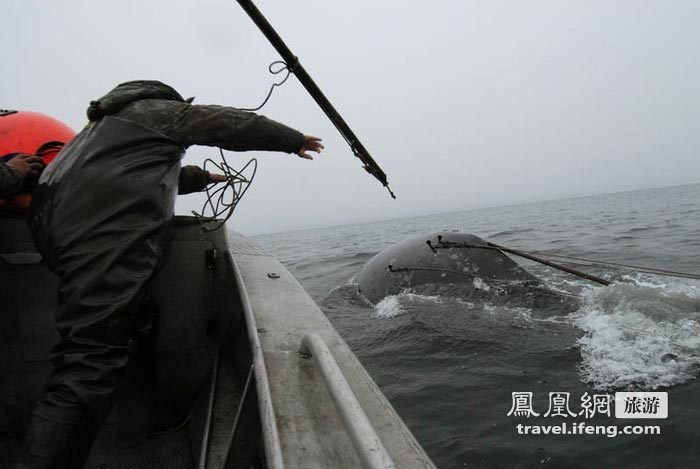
[208,172,228,184]
[6,154,44,177]
[297,135,324,160]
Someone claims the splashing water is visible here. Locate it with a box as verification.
[373,291,444,318]
[573,275,700,390]
[374,295,404,318]
[373,272,700,390]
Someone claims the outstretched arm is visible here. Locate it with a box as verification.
[172,104,309,154]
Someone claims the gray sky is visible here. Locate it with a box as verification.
[3,0,699,234]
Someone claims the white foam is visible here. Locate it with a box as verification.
[573,275,700,390]
[454,298,476,308]
[473,277,491,291]
[373,290,444,318]
[400,291,444,303]
[374,295,404,318]
[483,303,534,322]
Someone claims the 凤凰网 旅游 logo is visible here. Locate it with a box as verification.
[507,391,668,419]
[614,392,668,419]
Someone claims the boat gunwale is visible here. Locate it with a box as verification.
[224,228,285,469]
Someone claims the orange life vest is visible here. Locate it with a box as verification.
[0,110,76,215]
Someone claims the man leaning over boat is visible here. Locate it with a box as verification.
[17,80,323,469]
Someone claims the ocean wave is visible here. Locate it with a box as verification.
[611,235,635,241]
[371,287,562,329]
[573,276,700,390]
[626,226,654,233]
[373,290,445,318]
[488,227,536,237]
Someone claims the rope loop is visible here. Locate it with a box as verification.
[240,59,294,112]
[192,149,258,232]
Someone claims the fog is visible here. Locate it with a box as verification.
[3,0,699,234]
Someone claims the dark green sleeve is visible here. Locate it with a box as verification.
[172,104,305,154]
[0,163,24,198]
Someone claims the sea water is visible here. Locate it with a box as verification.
[254,183,700,468]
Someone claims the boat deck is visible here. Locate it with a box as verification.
[0,217,434,468]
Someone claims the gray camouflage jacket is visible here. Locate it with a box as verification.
[0,163,23,198]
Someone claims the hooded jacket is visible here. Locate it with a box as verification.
[88,80,305,154]
[89,80,305,194]
[28,80,305,269]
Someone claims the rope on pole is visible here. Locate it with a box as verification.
[431,237,700,285]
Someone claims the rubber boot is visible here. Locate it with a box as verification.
[20,413,98,469]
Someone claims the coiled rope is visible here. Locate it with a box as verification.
[192,149,257,232]
[194,59,293,231]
